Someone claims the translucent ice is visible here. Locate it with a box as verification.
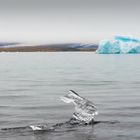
[96,36,140,54]
[61,90,98,123]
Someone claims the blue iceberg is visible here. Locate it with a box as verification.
[96,36,140,54]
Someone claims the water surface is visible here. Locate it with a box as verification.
[0,52,140,140]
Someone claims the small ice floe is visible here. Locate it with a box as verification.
[30,125,42,131]
[60,90,98,124]
[29,124,49,131]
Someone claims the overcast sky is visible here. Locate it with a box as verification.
[0,0,140,43]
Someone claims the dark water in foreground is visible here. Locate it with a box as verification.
[0,52,140,140]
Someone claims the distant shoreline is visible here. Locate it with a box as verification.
[0,45,98,52]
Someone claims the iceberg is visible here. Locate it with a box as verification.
[96,36,140,54]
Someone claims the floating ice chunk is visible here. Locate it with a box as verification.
[60,90,98,123]
[30,125,43,131]
[96,36,140,54]
[29,124,50,131]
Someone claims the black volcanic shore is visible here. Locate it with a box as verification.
[0,44,98,52]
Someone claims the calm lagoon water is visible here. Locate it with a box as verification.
[0,52,140,140]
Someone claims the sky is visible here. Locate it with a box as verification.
[0,0,140,44]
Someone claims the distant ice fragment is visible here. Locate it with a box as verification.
[60,90,98,123]
[96,36,140,54]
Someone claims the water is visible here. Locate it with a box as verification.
[0,52,140,140]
